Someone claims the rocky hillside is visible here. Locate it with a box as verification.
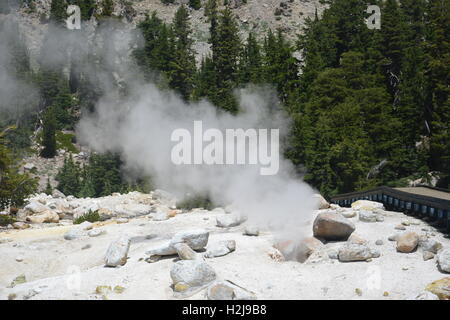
[16,0,326,66]
[0,192,449,300]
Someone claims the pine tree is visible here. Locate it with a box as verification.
[101,0,114,17]
[40,107,57,158]
[50,0,68,25]
[76,0,96,20]
[238,32,263,85]
[45,177,53,195]
[168,5,196,101]
[56,155,81,196]
[426,0,450,185]
[189,0,201,10]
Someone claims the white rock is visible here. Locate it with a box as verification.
[351,200,384,211]
[437,248,450,273]
[205,240,236,258]
[64,228,86,240]
[243,226,259,236]
[419,238,442,254]
[151,210,169,221]
[88,229,105,237]
[359,210,378,223]
[216,214,246,228]
[104,236,131,267]
[52,189,65,198]
[338,244,372,262]
[146,229,209,256]
[24,201,48,214]
[207,281,257,300]
[170,260,216,291]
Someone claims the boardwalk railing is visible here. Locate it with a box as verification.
[330,186,450,233]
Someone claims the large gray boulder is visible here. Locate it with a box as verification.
[313,212,355,241]
[104,236,131,267]
[170,260,216,293]
[419,238,442,254]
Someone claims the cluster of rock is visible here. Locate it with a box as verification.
[273,197,450,280]
[3,189,181,230]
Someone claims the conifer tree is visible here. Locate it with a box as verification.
[40,107,57,159]
[50,0,68,25]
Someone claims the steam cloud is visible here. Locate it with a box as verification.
[1,12,318,241]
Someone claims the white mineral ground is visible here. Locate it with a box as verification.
[0,195,449,300]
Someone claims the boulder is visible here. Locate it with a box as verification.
[88,228,105,237]
[295,237,324,263]
[243,226,259,236]
[12,222,29,230]
[419,238,442,254]
[205,240,236,258]
[359,210,378,223]
[338,244,372,262]
[313,212,355,241]
[26,210,59,224]
[396,232,419,253]
[64,228,86,240]
[437,249,450,273]
[104,236,131,267]
[174,243,198,260]
[207,281,257,300]
[146,229,209,256]
[24,201,48,214]
[114,204,151,217]
[170,260,216,292]
[425,278,450,300]
[216,214,246,228]
[351,200,384,211]
[313,194,330,210]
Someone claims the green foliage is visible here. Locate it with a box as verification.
[73,209,101,224]
[50,0,68,25]
[0,214,16,226]
[0,129,38,210]
[45,177,53,195]
[189,0,201,10]
[56,155,81,196]
[100,0,114,16]
[177,194,213,210]
[40,107,57,158]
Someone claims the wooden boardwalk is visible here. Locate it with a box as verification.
[330,185,450,233]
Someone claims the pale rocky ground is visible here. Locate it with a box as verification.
[0,192,449,300]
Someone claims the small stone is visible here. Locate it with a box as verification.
[205,240,236,258]
[338,244,372,262]
[388,234,399,241]
[15,256,24,262]
[423,251,435,261]
[8,293,17,300]
[82,244,91,250]
[116,218,129,224]
[10,274,26,287]
[383,291,389,297]
[145,255,161,263]
[395,225,406,231]
[95,285,112,295]
[113,285,125,294]
[88,229,105,237]
[375,239,384,246]
[401,220,411,226]
[243,226,259,236]
[355,288,362,296]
